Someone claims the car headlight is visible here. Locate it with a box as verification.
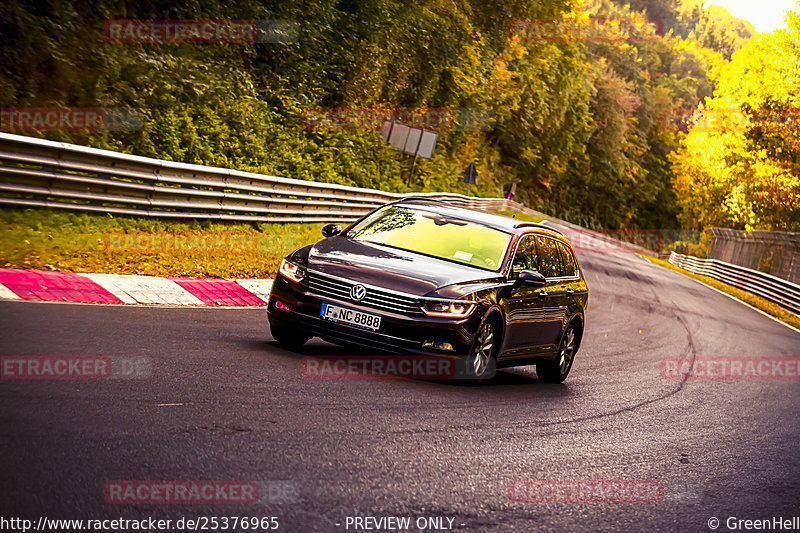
[420,299,476,318]
[279,259,306,283]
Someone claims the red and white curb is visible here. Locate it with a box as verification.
[0,269,273,306]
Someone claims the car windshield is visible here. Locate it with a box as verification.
[346,205,512,271]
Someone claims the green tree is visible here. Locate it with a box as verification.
[671,6,800,230]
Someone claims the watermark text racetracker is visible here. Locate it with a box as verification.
[510,17,662,42]
[509,479,664,503]
[661,357,800,381]
[1,107,141,132]
[104,19,297,43]
[104,480,298,505]
[302,107,496,131]
[661,107,800,133]
[301,355,495,380]
[1,356,151,380]
[102,231,260,255]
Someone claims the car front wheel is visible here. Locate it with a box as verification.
[270,324,312,351]
[465,318,498,379]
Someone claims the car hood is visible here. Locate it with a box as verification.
[308,236,499,297]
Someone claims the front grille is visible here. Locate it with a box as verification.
[306,271,421,315]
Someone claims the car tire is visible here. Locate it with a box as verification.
[465,317,499,380]
[271,325,312,351]
[537,324,577,383]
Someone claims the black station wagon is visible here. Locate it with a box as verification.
[267,198,589,382]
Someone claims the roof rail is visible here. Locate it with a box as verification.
[391,196,452,206]
[514,222,563,235]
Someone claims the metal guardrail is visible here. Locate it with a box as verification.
[4,133,798,314]
[708,227,800,285]
[0,132,526,223]
[0,132,668,260]
[669,251,800,315]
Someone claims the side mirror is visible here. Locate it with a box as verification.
[515,270,547,287]
[322,224,342,238]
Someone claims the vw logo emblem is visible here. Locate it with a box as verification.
[350,284,367,301]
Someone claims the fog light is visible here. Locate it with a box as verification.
[423,340,455,352]
[274,299,291,312]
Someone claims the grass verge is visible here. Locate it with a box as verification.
[641,255,800,331]
[0,207,539,279]
[0,208,327,278]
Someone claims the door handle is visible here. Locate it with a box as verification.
[566,289,575,295]
[538,292,549,298]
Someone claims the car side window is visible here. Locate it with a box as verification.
[536,236,563,278]
[557,241,578,277]
[510,235,538,279]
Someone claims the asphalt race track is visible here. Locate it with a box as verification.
[2,226,799,532]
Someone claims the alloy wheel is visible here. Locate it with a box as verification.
[558,327,576,374]
[471,321,495,377]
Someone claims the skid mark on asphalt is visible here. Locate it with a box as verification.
[539,307,698,430]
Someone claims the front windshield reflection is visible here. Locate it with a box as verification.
[347,206,511,271]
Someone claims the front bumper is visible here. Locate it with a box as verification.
[267,275,481,355]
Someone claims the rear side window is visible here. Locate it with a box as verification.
[536,237,563,278]
[557,241,578,277]
[510,235,538,279]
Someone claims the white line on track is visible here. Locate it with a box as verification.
[639,255,800,336]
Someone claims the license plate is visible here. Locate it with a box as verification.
[320,303,382,331]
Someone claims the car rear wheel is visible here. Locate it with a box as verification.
[466,318,497,379]
[271,325,312,351]
[537,325,577,383]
